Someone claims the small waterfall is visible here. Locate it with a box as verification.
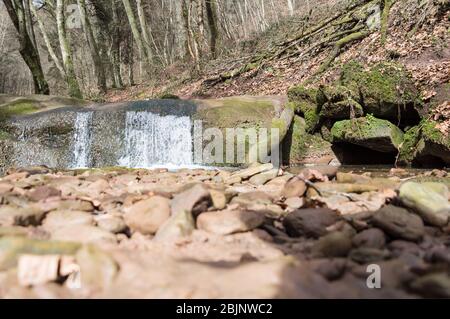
[71,112,93,168]
[119,111,193,168]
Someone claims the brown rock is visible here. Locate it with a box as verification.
[352,228,386,249]
[50,225,117,244]
[124,196,171,235]
[197,210,265,235]
[209,189,227,210]
[28,186,61,202]
[96,215,127,234]
[0,206,46,227]
[281,177,307,198]
[285,197,305,209]
[42,210,94,231]
[171,184,211,217]
[283,208,340,238]
[312,231,353,258]
[371,205,425,242]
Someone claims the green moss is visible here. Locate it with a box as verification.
[331,115,404,152]
[340,61,421,116]
[421,119,449,147]
[0,130,11,140]
[0,100,40,121]
[158,93,180,99]
[398,125,422,164]
[289,115,332,161]
[287,85,317,104]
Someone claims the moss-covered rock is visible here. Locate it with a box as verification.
[398,120,450,166]
[193,96,283,165]
[283,115,337,165]
[340,61,421,124]
[287,85,319,133]
[331,115,404,153]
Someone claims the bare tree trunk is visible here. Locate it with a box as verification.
[111,0,123,88]
[56,0,83,98]
[4,0,49,95]
[30,3,65,77]
[204,0,219,58]
[181,0,196,61]
[136,0,154,63]
[77,0,107,94]
[122,0,149,77]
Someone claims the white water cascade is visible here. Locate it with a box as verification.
[119,111,193,168]
[71,112,93,168]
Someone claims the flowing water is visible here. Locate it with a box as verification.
[71,111,93,168]
[119,111,194,168]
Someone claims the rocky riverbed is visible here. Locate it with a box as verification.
[0,164,449,298]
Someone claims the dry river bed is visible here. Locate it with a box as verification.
[0,164,449,298]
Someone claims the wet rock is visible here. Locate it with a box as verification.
[51,225,117,244]
[283,208,339,238]
[410,273,450,298]
[197,210,265,235]
[249,169,279,186]
[388,240,423,257]
[399,182,450,227]
[312,231,353,258]
[352,228,386,249]
[27,186,61,202]
[231,163,274,180]
[42,210,94,231]
[371,205,425,242]
[281,177,307,198]
[124,196,171,235]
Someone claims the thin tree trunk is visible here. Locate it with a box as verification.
[3,0,49,94]
[122,0,149,77]
[77,0,106,94]
[111,0,123,88]
[136,0,154,63]
[30,3,65,77]
[204,0,219,58]
[56,0,83,98]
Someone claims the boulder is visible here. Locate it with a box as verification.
[287,85,319,133]
[197,210,265,235]
[398,120,450,166]
[42,210,94,231]
[283,208,340,238]
[371,205,425,241]
[352,228,386,249]
[124,196,171,235]
[312,231,353,258]
[399,182,450,227]
[331,115,404,153]
[340,61,421,123]
[284,116,338,165]
[50,225,117,244]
